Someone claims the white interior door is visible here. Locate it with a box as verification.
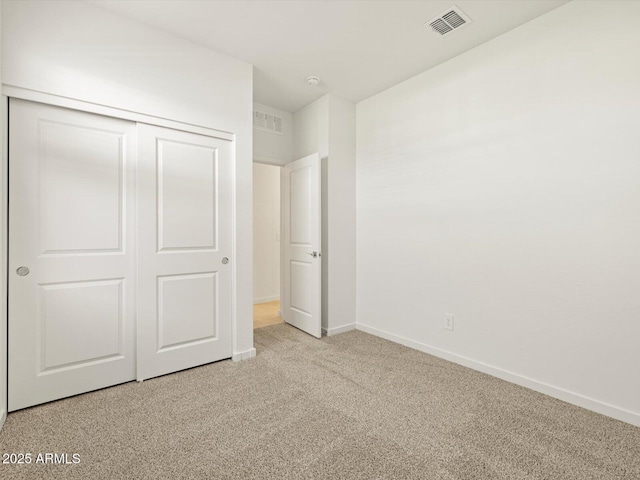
[8,99,137,411]
[282,153,321,338]
[137,124,233,380]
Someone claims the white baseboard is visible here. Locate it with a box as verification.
[232,348,256,362]
[253,296,280,305]
[356,323,640,427]
[322,323,356,336]
[0,408,6,431]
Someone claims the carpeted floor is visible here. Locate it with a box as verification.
[0,324,639,479]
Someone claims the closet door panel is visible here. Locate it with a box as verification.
[137,124,233,380]
[8,99,137,411]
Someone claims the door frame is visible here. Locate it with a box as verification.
[252,155,323,334]
[252,159,284,320]
[251,155,288,316]
[1,87,244,421]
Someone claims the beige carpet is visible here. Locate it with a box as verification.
[0,324,638,479]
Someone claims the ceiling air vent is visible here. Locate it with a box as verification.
[253,110,283,135]
[427,5,471,36]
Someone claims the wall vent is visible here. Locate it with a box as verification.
[427,6,471,36]
[253,110,283,135]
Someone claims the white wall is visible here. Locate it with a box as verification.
[253,102,294,165]
[294,94,356,335]
[2,0,255,365]
[356,0,640,426]
[326,95,356,333]
[294,96,328,160]
[253,163,281,304]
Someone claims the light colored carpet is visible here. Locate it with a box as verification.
[0,324,638,479]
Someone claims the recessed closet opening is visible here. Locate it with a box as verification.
[7,97,235,411]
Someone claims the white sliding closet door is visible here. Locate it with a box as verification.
[137,124,233,380]
[9,99,137,411]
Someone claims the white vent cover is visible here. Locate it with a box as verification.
[253,110,283,135]
[427,5,471,36]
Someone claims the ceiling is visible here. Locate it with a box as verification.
[90,0,569,112]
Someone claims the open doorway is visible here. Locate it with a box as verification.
[253,162,283,329]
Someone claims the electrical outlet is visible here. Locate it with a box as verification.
[444,313,454,331]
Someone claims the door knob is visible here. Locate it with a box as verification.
[222,257,229,265]
[307,251,321,258]
[16,266,30,276]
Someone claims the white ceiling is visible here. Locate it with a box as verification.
[90,0,569,112]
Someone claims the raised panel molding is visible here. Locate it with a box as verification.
[157,272,218,352]
[38,279,124,374]
[290,166,311,245]
[157,139,218,252]
[40,120,124,255]
[290,261,311,315]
